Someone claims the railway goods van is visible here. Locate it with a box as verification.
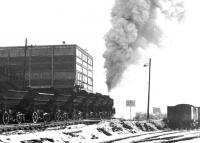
[167,104,199,128]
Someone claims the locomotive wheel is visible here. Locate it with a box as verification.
[72,112,76,120]
[55,112,61,121]
[16,113,23,124]
[44,113,50,123]
[63,113,68,121]
[32,112,38,123]
[2,112,9,125]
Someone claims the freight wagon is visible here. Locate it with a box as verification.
[167,104,199,129]
[0,44,115,124]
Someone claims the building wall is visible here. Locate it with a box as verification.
[75,46,93,92]
[0,44,93,91]
[28,45,76,88]
[0,47,25,88]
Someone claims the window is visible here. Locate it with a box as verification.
[82,54,87,62]
[76,64,82,72]
[88,71,93,77]
[83,68,87,75]
[82,75,87,83]
[76,49,82,58]
[88,77,93,85]
[77,72,82,81]
[88,58,93,65]
[83,61,87,68]
[76,57,82,64]
[88,85,93,91]
[88,65,93,70]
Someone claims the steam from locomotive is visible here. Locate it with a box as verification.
[103,0,185,91]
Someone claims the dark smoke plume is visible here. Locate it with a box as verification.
[104,0,184,91]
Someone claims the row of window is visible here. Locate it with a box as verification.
[76,58,93,72]
[76,57,93,68]
[77,72,93,86]
[76,49,93,65]
[76,64,93,77]
[76,81,93,91]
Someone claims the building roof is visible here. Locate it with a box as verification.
[0,44,93,59]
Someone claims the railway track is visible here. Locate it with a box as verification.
[0,119,101,134]
[106,129,200,143]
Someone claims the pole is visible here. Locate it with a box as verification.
[130,106,132,120]
[147,58,151,120]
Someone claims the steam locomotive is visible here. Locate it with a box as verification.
[0,44,115,124]
[167,104,199,129]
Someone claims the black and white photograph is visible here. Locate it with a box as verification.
[1,0,200,142]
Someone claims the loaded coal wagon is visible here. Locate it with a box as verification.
[0,89,28,124]
[0,44,115,124]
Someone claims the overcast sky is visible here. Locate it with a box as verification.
[0,0,199,118]
[0,0,114,93]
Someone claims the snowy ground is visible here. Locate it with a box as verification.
[115,129,200,143]
[1,119,200,143]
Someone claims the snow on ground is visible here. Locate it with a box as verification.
[114,128,200,143]
[0,119,167,143]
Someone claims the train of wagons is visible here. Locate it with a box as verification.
[0,43,115,125]
[167,104,199,129]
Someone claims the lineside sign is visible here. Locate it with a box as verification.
[153,107,161,114]
[126,100,135,107]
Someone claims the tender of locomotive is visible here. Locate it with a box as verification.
[167,104,199,129]
[0,44,115,124]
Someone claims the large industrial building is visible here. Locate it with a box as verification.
[0,44,93,92]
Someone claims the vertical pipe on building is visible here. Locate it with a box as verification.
[51,46,54,87]
[23,38,28,88]
[28,45,32,87]
[7,48,10,81]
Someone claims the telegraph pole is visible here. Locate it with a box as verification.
[147,58,151,120]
